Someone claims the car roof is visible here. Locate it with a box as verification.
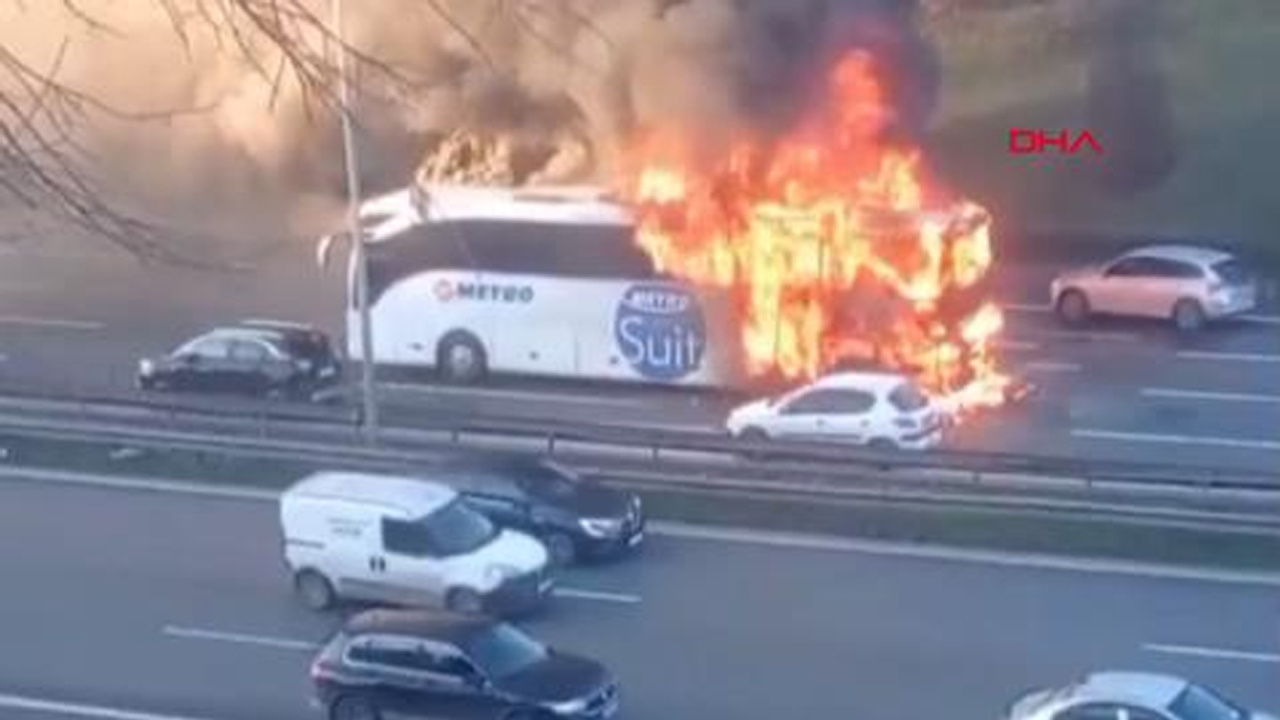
[1122,244,1235,266]
[342,609,496,647]
[237,318,324,335]
[809,370,913,392]
[1073,672,1188,707]
[285,471,457,516]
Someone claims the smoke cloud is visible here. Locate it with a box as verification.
[0,0,936,248]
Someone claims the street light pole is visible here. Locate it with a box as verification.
[331,0,379,441]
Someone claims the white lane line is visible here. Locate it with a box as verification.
[1023,361,1083,373]
[162,625,319,651]
[554,587,643,605]
[995,339,1040,352]
[1002,303,1280,325]
[1141,387,1280,404]
[0,691,218,720]
[381,383,650,407]
[654,522,1280,587]
[1073,428,1280,452]
[4,467,1279,587]
[1177,350,1280,364]
[0,314,104,330]
[1143,642,1280,664]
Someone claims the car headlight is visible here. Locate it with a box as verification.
[545,697,589,715]
[138,359,155,376]
[579,517,624,538]
[484,564,521,582]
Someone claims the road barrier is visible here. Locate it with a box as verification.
[0,386,1277,497]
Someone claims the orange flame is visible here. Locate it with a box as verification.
[617,49,1011,414]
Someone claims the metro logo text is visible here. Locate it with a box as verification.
[433,279,534,304]
[1008,128,1105,156]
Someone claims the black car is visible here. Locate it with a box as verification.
[137,320,343,401]
[311,609,620,720]
[430,454,645,566]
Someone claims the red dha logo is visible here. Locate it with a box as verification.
[1009,128,1105,156]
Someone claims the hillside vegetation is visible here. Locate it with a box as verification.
[925,0,1279,263]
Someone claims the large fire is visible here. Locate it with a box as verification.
[616,49,1012,414]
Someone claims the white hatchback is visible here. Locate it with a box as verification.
[1050,244,1257,332]
[725,371,945,451]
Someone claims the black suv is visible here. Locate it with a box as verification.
[311,609,620,720]
[430,455,644,567]
[137,320,343,401]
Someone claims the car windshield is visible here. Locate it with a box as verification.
[420,499,498,556]
[887,382,930,412]
[1211,258,1250,285]
[1169,685,1246,720]
[520,461,581,499]
[465,624,549,679]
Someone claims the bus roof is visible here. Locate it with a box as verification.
[414,183,635,227]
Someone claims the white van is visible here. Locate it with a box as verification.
[280,471,552,615]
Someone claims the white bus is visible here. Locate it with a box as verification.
[319,184,744,387]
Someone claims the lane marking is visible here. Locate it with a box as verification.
[996,339,1040,352]
[1142,642,1280,664]
[1072,428,1280,452]
[554,587,643,605]
[162,625,319,651]
[1023,361,1082,373]
[0,691,218,720]
[1141,387,1280,404]
[381,383,651,408]
[0,315,104,330]
[1003,303,1280,325]
[657,522,1280,586]
[4,467,1279,587]
[1177,350,1280,364]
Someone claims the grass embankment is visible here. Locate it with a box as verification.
[927,1,1280,267]
[3,432,1278,572]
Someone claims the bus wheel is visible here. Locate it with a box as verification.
[437,332,487,384]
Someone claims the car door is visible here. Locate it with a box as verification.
[1142,257,1205,317]
[344,636,476,719]
[170,336,233,392]
[813,388,879,444]
[768,389,840,440]
[1093,256,1154,315]
[407,644,506,720]
[378,516,450,607]
[227,339,277,395]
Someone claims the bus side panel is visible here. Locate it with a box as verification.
[351,270,490,368]
[574,279,747,389]
[479,272,578,377]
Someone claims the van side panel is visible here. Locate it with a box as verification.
[281,495,385,600]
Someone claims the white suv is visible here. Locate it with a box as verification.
[1050,244,1257,332]
[725,371,944,451]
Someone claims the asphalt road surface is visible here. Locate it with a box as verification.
[0,246,1277,472]
[0,473,1276,720]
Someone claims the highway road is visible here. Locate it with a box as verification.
[0,472,1276,720]
[0,245,1277,472]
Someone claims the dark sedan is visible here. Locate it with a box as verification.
[431,454,645,566]
[311,609,620,720]
[137,320,342,402]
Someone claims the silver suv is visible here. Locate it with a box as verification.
[1050,244,1257,332]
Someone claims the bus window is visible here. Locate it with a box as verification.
[365,226,474,308]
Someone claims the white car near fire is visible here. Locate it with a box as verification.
[725,370,945,451]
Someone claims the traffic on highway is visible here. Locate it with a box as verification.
[1,2,1278,720]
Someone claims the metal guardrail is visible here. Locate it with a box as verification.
[0,386,1278,495]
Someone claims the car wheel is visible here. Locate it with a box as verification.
[330,695,381,720]
[437,332,488,384]
[295,570,336,611]
[1172,298,1206,333]
[867,437,899,451]
[446,587,485,615]
[1055,289,1090,326]
[737,426,771,461]
[544,532,577,567]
